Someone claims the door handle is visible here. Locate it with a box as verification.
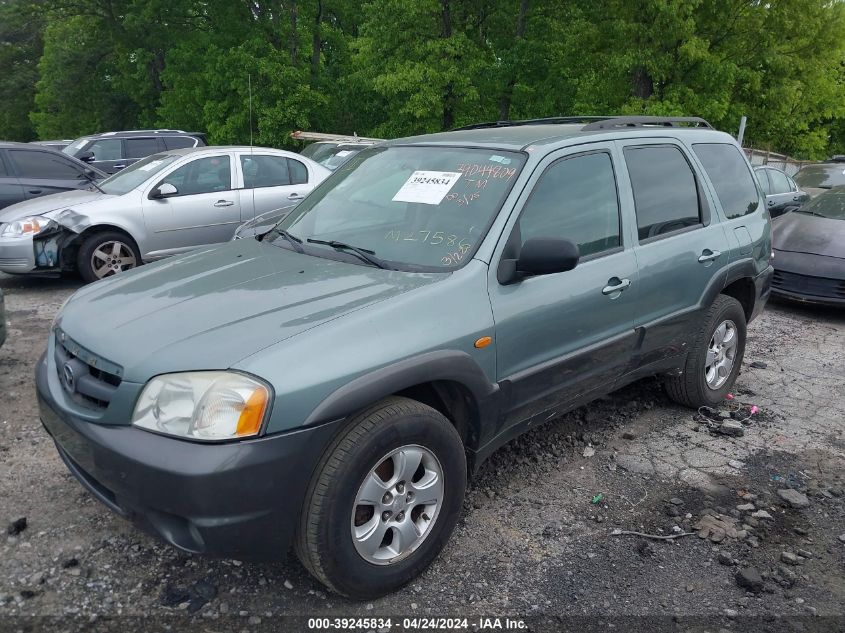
[113,164,126,170]
[28,189,42,195]
[698,249,721,263]
[767,199,775,206]
[214,200,234,207]
[793,196,799,201]
[287,192,304,200]
[602,278,631,295]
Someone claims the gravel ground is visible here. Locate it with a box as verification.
[1,272,844,632]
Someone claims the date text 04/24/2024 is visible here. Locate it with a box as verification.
[307,617,528,630]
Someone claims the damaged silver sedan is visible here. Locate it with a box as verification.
[0,147,329,282]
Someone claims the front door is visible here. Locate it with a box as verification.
[489,143,639,430]
[7,148,91,200]
[141,154,241,258]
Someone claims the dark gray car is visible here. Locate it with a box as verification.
[754,166,809,217]
[793,157,845,197]
[63,130,207,174]
[0,142,105,210]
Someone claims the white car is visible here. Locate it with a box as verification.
[0,146,330,282]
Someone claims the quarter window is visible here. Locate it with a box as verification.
[240,155,291,188]
[9,150,84,179]
[692,143,759,219]
[625,145,701,241]
[125,138,161,159]
[160,156,231,196]
[289,158,308,185]
[518,152,621,258]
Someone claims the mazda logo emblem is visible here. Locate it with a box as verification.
[62,363,76,392]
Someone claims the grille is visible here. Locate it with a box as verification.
[54,331,122,409]
[772,270,845,300]
[0,257,30,267]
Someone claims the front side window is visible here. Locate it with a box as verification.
[125,138,161,159]
[241,155,290,188]
[160,156,231,196]
[87,139,122,161]
[98,154,180,195]
[518,152,620,258]
[275,146,526,270]
[693,143,759,219]
[9,150,84,179]
[625,145,701,241]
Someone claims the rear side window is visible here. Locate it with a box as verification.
[518,151,621,258]
[289,158,308,185]
[693,143,759,219]
[9,150,83,179]
[624,145,701,241]
[241,155,290,188]
[768,168,792,194]
[125,138,161,159]
[163,136,197,150]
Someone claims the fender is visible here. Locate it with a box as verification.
[302,350,499,428]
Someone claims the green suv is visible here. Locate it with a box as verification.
[36,116,772,599]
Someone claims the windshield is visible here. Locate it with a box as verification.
[62,138,90,157]
[273,145,526,270]
[796,187,845,220]
[793,163,845,189]
[98,154,181,196]
[300,142,339,162]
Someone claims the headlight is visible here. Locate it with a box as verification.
[132,372,271,441]
[1,216,51,237]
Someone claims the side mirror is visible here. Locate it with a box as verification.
[498,237,580,284]
[78,151,95,163]
[150,183,178,199]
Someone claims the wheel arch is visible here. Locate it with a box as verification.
[62,224,142,269]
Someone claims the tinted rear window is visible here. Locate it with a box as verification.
[693,143,759,219]
[624,145,701,241]
[125,138,161,159]
[9,150,83,179]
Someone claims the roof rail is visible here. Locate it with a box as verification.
[581,116,712,131]
[453,116,612,131]
[99,129,188,136]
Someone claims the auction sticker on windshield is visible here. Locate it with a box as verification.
[392,171,462,205]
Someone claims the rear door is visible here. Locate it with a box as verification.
[7,148,91,200]
[237,153,315,218]
[617,139,729,371]
[0,151,25,209]
[489,143,639,430]
[141,153,241,257]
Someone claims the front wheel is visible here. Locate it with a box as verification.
[665,294,747,408]
[296,397,466,599]
[76,231,141,283]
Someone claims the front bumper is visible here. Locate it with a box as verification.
[0,234,36,273]
[36,352,341,560]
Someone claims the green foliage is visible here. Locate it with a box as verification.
[2,0,845,159]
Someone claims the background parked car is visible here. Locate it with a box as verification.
[316,142,378,171]
[771,186,845,306]
[30,140,75,151]
[793,156,845,197]
[0,142,105,210]
[62,129,207,174]
[0,146,329,281]
[754,166,808,217]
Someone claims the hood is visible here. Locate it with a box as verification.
[57,239,444,382]
[0,189,111,223]
[772,212,845,259]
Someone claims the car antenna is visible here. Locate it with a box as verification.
[248,73,256,227]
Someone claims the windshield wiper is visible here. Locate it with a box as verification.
[274,229,304,252]
[306,238,391,269]
[796,210,828,219]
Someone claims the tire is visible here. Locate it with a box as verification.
[296,396,466,599]
[665,294,747,408]
[76,231,141,283]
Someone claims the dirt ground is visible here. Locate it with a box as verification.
[1,271,844,633]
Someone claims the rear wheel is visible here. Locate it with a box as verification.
[76,231,141,283]
[296,397,466,599]
[665,294,747,408]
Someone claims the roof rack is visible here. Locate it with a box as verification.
[581,116,712,131]
[453,116,612,131]
[290,130,384,143]
[99,129,188,136]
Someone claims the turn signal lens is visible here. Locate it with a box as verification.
[236,388,269,436]
[474,336,493,349]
